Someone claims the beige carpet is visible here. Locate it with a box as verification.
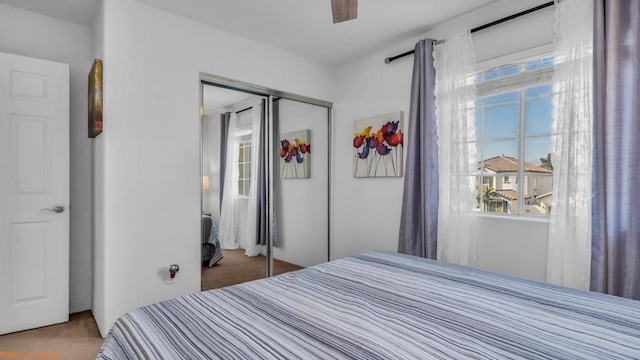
[202,249,304,290]
[0,311,104,360]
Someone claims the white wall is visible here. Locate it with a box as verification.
[274,99,329,268]
[93,0,333,336]
[330,0,554,282]
[0,4,93,313]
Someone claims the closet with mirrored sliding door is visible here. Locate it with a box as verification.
[200,75,331,291]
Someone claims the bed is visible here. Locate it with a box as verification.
[97,251,640,359]
[201,214,222,267]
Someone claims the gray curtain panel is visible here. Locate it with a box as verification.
[591,0,640,300]
[219,112,231,208]
[256,99,269,246]
[398,39,438,259]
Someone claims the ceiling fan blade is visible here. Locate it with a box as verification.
[331,0,358,23]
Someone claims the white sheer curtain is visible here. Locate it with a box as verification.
[244,103,263,257]
[433,33,478,267]
[219,113,240,250]
[546,0,593,290]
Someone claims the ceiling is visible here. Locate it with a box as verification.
[0,0,506,64]
[0,0,99,27]
[203,85,256,115]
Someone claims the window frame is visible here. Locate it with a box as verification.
[472,48,556,218]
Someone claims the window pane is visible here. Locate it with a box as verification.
[524,137,553,170]
[244,179,251,195]
[238,146,245,162]
[238,163,245,178]
[244,164,251,179]
[525,96,553,136]
[526,84,553,98]
[524,136,553,217]
[484,103,519,139]
[475,107,483,140]
[482,68,500,82]
[481,140,518,167]
[495,175,518,191]
[525,57,555,70]
[237,180,243,195]
[483,91,519,106]
[474,176,486,211]
[476,176,516,214]
[499,64,521,77]
[524,176,553,215]
[245,145,251,161]
[476,64,522,84]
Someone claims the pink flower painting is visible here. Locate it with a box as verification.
[353,111,404,178]
[280,129,311,179]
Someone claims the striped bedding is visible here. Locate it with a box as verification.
[201,215,222,267]
[97,251,640,359]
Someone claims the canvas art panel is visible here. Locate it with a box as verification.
[280,129,311,179]
[353,111,403,178]
[88,58,103,138]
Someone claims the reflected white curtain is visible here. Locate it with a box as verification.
[546,0,593,290]
[433,33,478,267]
[219,113,240,250]
[245,103,263,257]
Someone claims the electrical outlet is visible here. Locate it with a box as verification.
[166,277,178,285]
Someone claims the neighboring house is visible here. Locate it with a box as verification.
[477,155,553,214]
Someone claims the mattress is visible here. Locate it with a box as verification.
[97,251,640,359]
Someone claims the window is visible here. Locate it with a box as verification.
[488,200,506,213]
[237,139,251,197]
[473,56,555,216]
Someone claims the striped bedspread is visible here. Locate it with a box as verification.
[97,251,640,359]
[202,215,222,267]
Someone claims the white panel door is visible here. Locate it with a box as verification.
[0,52,70,335]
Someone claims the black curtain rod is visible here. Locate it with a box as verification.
[384,1,554,64]
[236,106,252,114]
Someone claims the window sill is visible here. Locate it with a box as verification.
[473,212,550,223]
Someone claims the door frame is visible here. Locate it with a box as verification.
[199,72,333,277]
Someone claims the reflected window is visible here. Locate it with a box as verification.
[237,138,251,197]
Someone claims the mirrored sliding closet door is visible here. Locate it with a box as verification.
[200,78,331,290]
[269,98,330,275]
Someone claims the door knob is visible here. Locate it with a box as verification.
[41,205,65,213]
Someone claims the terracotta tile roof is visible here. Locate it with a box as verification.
[493,189,531,201]
[479,155,553,174]
[537,192,552,199]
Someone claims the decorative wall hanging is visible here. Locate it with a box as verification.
[279,129,311,179]
[88,58,103,138]
[353,111,404,178]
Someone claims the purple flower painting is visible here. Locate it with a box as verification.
[353,111,404,178]
[280,129,311,179]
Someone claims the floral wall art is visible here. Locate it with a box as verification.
[280,129,311,179]
[353,111,404,178]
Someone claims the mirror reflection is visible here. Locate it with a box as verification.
[201,84,329,291]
